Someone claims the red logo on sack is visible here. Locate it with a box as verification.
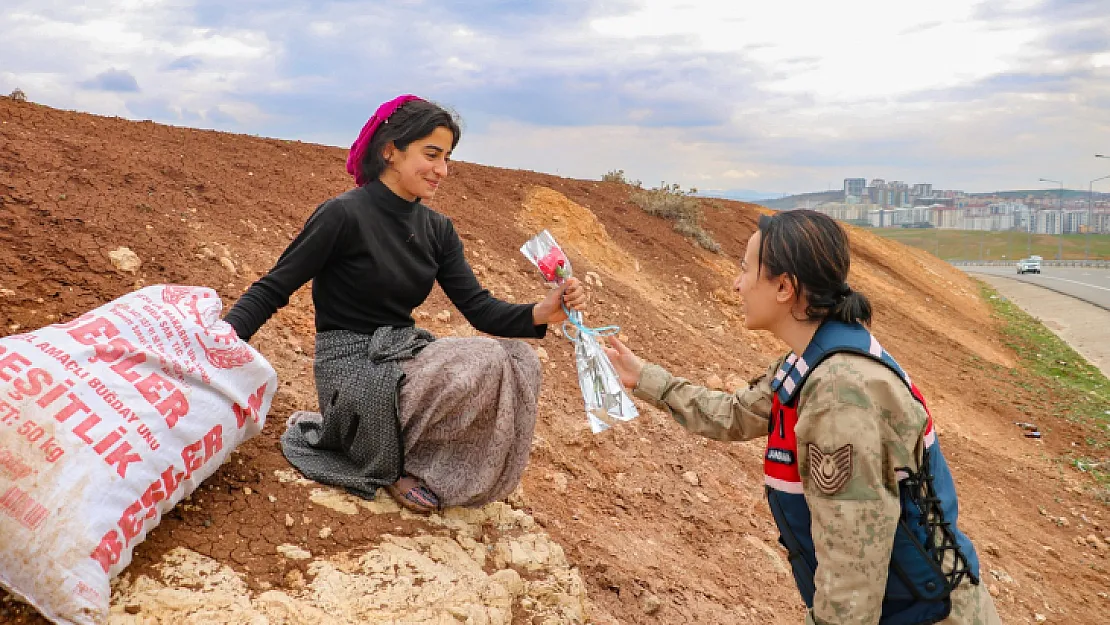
[196,335,255,369]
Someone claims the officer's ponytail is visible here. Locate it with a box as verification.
[757,211,873,326]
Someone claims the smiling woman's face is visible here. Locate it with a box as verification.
[382,125,454,201]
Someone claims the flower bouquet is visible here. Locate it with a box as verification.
[521,230,638,433]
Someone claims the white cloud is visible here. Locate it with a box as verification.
[0,1,279,126]
[2,0,1108,194]
[590,1,1042,101]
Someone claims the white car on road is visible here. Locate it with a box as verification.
[1017,256,1042,274]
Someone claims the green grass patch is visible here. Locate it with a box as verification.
[980,282,1110,498]
[875,229,1110,261]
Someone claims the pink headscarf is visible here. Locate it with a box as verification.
[346,94,424,186]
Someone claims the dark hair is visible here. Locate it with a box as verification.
[359,100,462,184]
[757,210,872,325]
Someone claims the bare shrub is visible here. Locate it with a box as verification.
[631,182,720,253]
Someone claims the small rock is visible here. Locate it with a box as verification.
[641,592,662,615]
[585,271,603,288]
[1034,614,1046,623]
[108,247,142,273]
[988,584,1000,597]
[219,256,237,275]
[318,527,332,539]
[535,346,549,362]
[0,288,14,297]
[243,487,252,496]
[706,374,724,391]
[990,568,1016,586]
[436,310,451,323]
[507,485,527,508]
[985,543,1001,557]
[695,492,710,504]
[415,311,431,320]
[681,276,692,284]
[682,471,700,487]
[276,544,312,560]
[285,514,295,528]
[268,495,277,503]
[552,473,569,494]
[124,604,141,615]
[285,569,306,588]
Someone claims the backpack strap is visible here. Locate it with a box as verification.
[770,321,913,406]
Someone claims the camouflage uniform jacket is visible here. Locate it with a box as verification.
[633,325,1001,625]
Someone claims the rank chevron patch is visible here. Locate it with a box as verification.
[807,443,853,495]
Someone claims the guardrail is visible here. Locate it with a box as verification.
[950,260,1110,268]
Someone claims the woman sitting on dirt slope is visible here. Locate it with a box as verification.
[604,210,1000,625]
[224,95,585,514]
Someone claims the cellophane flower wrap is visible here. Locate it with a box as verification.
[521,230,638,433]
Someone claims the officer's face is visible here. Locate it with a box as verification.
[736,231,780,331]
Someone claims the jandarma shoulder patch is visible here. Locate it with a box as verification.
[807,443,853,495]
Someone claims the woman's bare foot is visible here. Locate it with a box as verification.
[386,475,440,514]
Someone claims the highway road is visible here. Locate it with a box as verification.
[963,266,1110,310]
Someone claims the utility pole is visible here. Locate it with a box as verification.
[1096,155,1110,243]
[1089,174,1110,259]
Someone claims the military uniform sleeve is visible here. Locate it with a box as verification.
[794,355,905,625]
[631,357,781,442]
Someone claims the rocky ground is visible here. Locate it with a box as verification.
[1,96,1108,624]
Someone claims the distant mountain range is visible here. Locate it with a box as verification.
[752,190,845,210]
[695,189,783,202]
[968,189,1108,200]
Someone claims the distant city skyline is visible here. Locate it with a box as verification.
[798,177,1110,234]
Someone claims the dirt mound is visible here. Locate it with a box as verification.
[2,97,1108,624]
[519,186,638,277]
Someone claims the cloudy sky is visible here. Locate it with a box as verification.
[3,0,1109,197]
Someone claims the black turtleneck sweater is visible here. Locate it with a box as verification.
[224,180,545,341]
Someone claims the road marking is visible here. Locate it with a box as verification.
[1036,276,1110,293]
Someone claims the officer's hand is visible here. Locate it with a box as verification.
[603,336,643,389]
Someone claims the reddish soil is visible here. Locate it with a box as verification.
[1,97,1108,624]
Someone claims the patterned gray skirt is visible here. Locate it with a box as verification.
[287,330,542,508]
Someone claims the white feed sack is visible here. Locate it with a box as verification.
[0,285,277,624]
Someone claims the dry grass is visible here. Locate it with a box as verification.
[630,182,721,253]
